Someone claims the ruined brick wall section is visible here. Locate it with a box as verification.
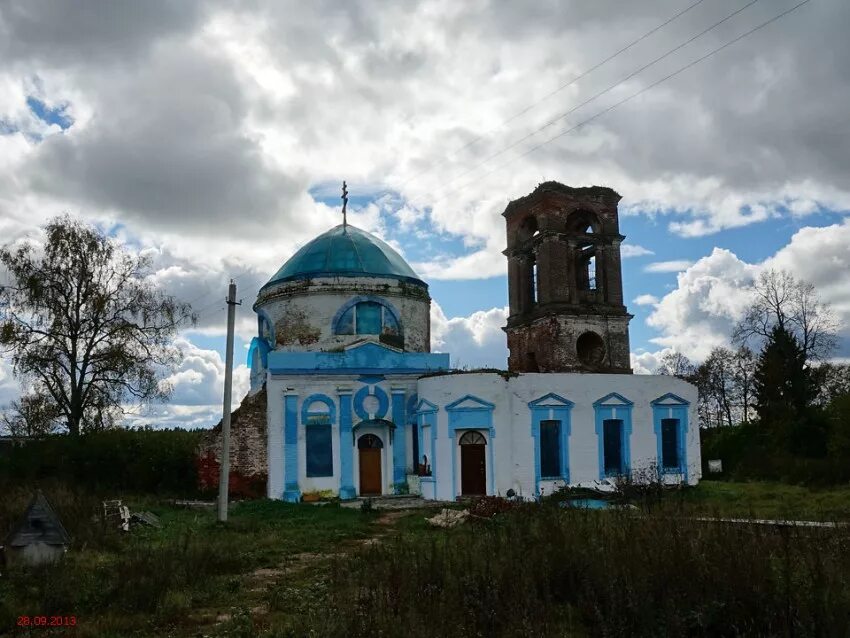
[506,314,632,373]
[197,385,268,498]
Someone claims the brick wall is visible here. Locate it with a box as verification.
[197,385,268,498]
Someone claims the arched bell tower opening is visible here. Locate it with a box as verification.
[502,182,633,373]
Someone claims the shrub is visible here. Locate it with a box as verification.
[0,429,203,495]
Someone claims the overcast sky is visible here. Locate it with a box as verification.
[1,0,847,428]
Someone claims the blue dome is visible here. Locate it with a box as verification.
[263,224,426,288]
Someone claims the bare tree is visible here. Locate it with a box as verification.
[732,269,838,362]
[732,346,756,425]
[704,348,736,427]
[812,362,850,407]
[657,350,696,379]
[0,215,194,435]
[1,390,62,437]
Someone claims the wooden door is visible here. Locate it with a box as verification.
[461,444,486,495]
[359,448,382,495]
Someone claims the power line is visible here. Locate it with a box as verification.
[431,0,761,195]
[394,0,709,192]
[429,0,813,208]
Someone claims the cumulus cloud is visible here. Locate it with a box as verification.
[430,301,509,369]
[644,259,694,273]
[644,223,850,362]
[0,358,22,410]
[633,294,659,306]
[2,0,850,422]
[621,243,654,258]
[138,338,250,429]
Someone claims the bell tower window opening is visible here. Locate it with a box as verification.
[578,243,596,292]
[532,260,539,305]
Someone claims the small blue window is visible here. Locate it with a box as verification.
[306,425,333,477]
[334,300,401,336]
[540,420,561,478]
[661,419,680,470]
[603,419,624,475]
[356,302,383,334]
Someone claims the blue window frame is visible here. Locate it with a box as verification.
[651,394,690,479]
[593,393,633,480]
[306,425,333,477]
[539,420,561,478]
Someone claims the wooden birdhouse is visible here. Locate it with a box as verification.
[2,491,71,567]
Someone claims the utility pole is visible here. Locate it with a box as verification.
[218,280,239,523]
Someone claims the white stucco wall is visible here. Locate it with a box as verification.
[267,370,700,502]
[416,372,700,501]
[266,374,419,500]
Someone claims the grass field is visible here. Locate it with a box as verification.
[1,480,849,637]
[679,480,850,520]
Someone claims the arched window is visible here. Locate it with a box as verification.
[335,299,401,336]
[358,433,384,449]
[459,431,486,445]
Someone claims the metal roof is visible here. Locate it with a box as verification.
[262,224,426,289]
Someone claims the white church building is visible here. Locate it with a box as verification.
[244,182,700,502]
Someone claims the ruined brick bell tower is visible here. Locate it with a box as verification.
[502,182,633,374]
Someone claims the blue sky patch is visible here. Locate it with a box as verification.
[26,96,73,130]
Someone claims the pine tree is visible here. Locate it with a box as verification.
[753,325,822,455]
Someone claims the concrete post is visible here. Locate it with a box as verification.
[218,281,238,523]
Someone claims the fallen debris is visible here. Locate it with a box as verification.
[426,508,470,528]
[102,499,130,532]
[130,511,162,529]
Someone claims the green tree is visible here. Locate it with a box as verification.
[0,215,194,435]
[753,325,822,455]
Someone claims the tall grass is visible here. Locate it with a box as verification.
[310,505,850,637]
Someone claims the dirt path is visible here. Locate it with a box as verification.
[207,508,415,625]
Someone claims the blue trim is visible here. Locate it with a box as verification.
[593,392,634,408]
[256,308,275,346]
[246,336,271,369]
[283,394,301,502]
[528,392,575,409]
[301,393,336,425]
[268,342,450,376]
[650,393,690,406]
[391,390,407,486]
[353,385,389,421]
[652,395,690,482]
[332,295,403,335]
[593,394,633,480]
[446,395,495,496]
[271,367,440,376]
[358,374,386,384]
[406,393,419,418]
[445,394,496,411]
[338,390,355,499]
[414,398,438,414]
[528,394,573,496]
[417,409,437,482]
